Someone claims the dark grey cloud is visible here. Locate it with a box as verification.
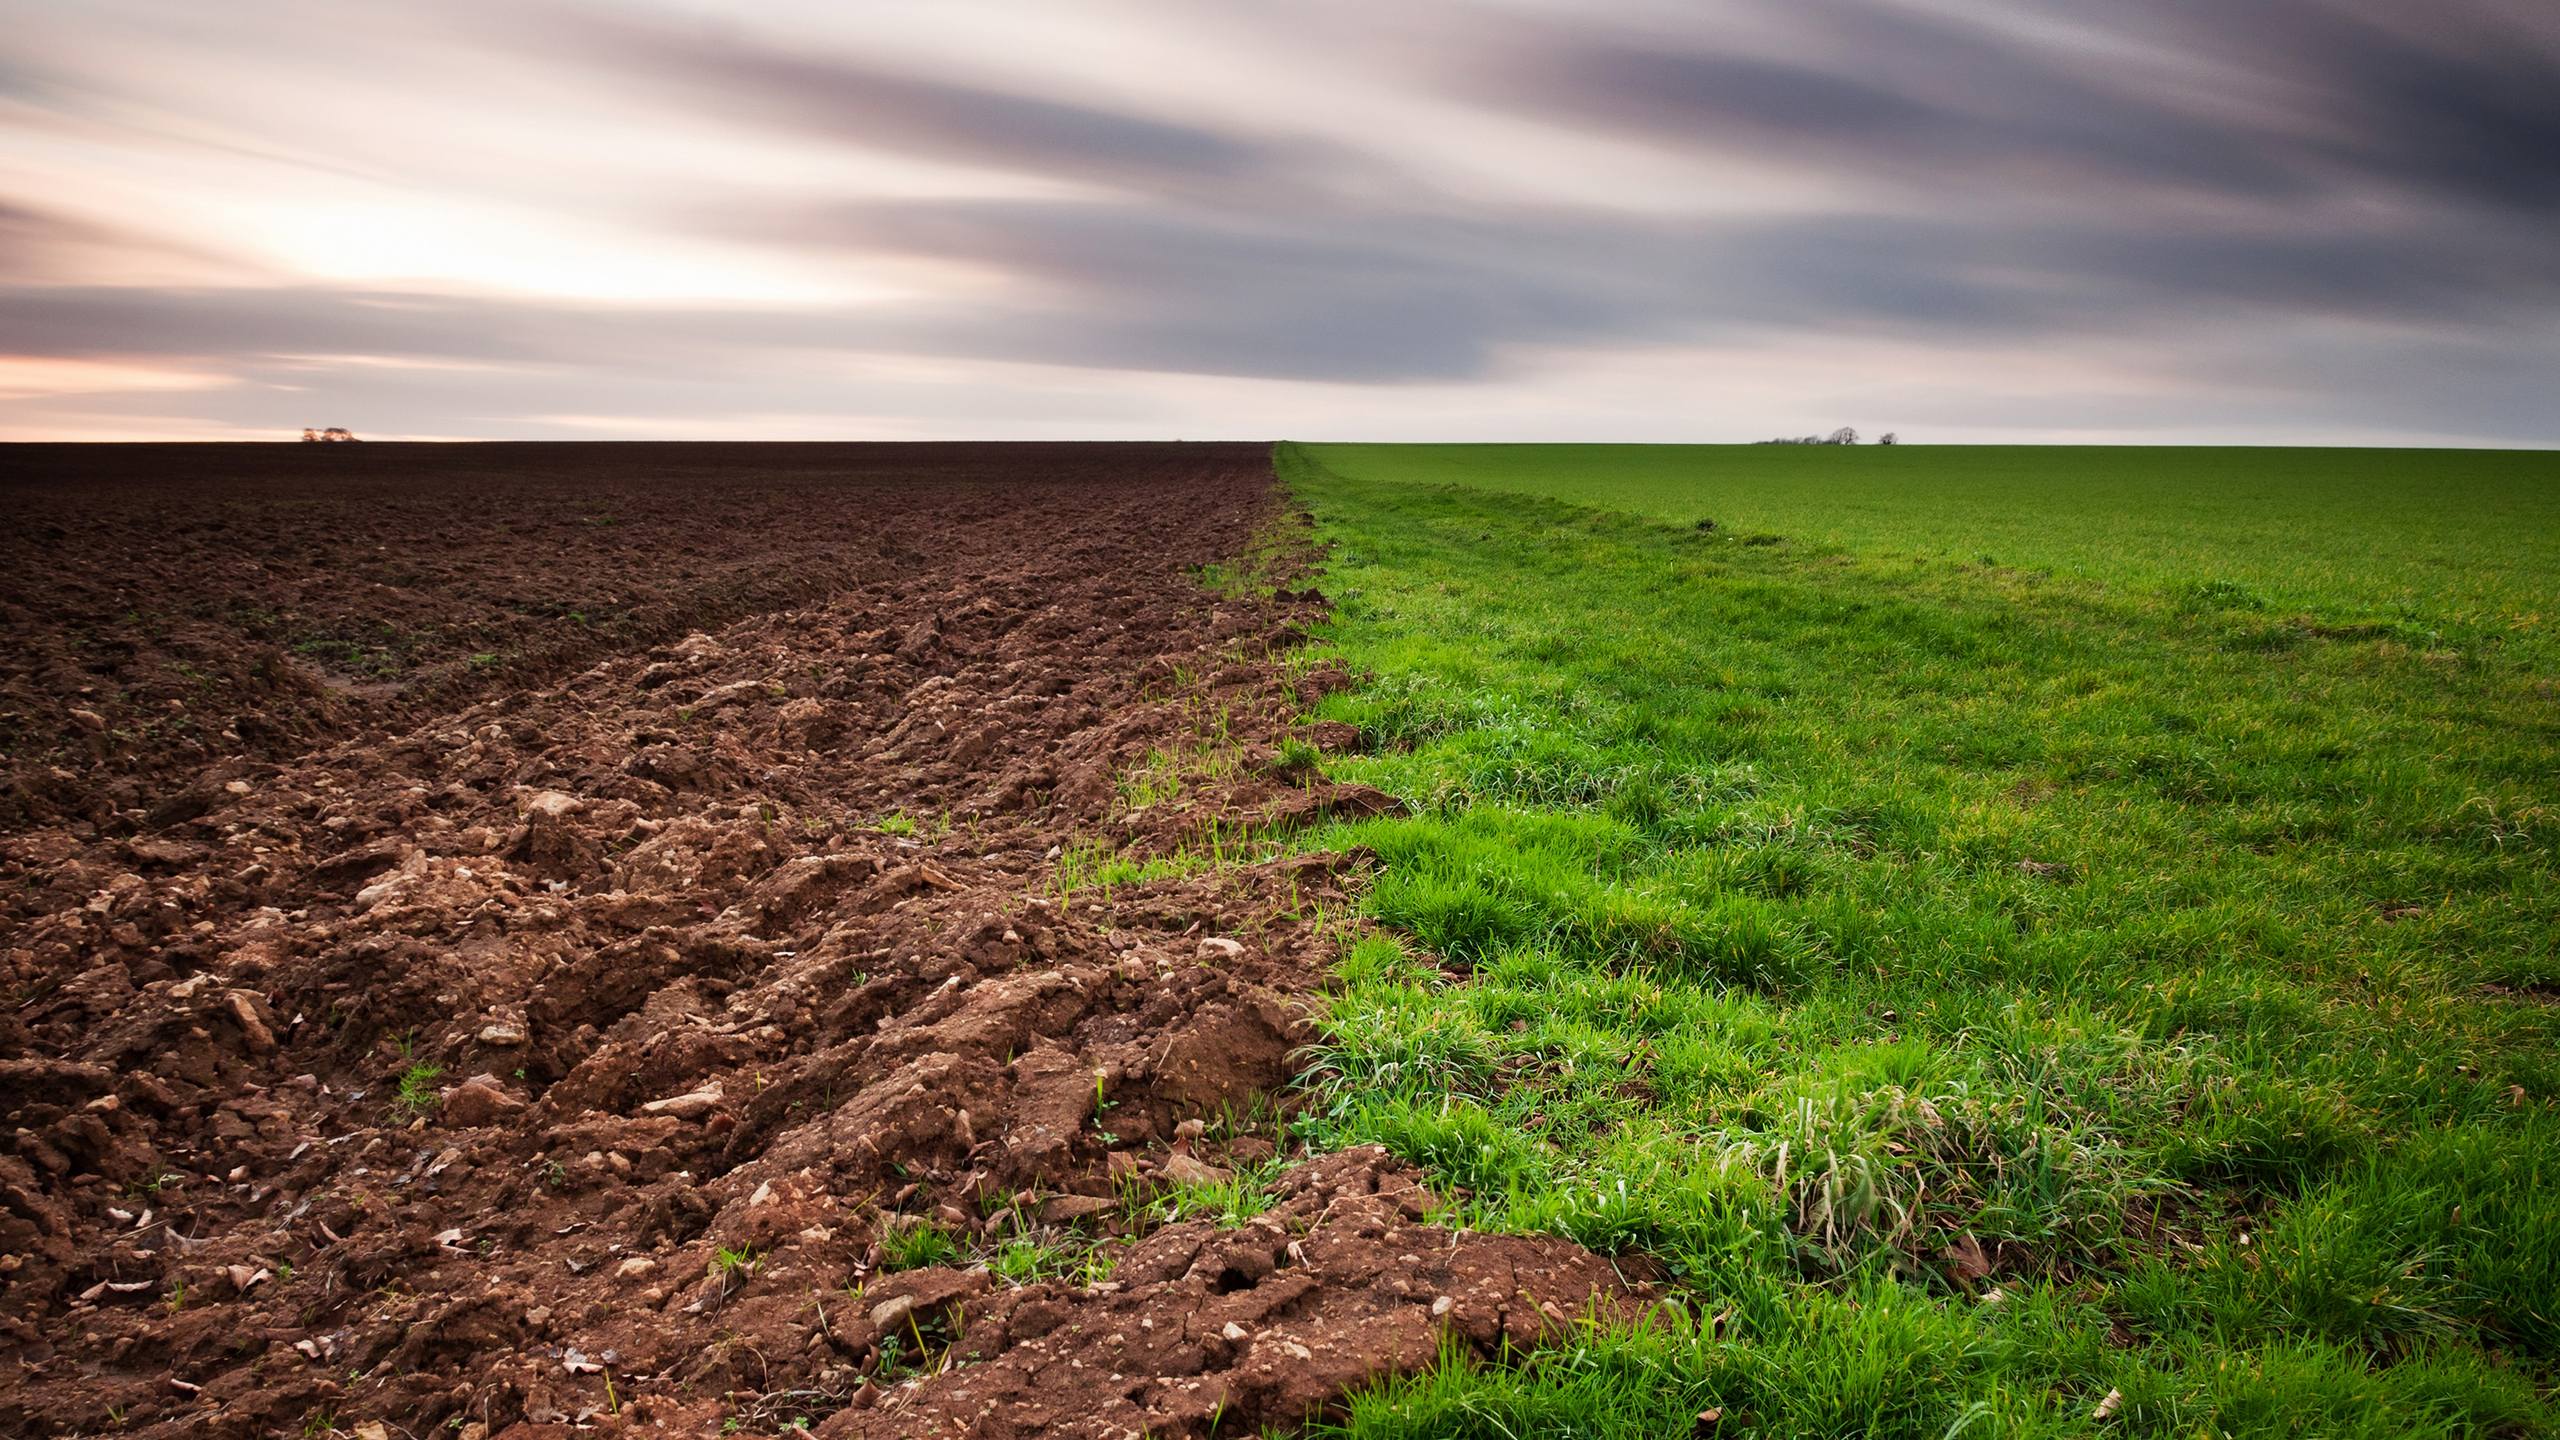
[1464,28,2307,201]
[497,3,1387,203]
[674,187,2560,384]
[2145,0,2560,212]
[1465,1,2560,217]
[715,200,1685,381]
[569,0,2560,389]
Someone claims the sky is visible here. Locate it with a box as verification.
[2,0,2556,445]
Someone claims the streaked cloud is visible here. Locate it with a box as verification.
[2,0,2554,442]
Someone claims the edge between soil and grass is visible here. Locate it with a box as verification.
[1099,442,2560,1439]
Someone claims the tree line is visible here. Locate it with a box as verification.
[1754,428,1897,445]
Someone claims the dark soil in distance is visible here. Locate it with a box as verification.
[3,443,1257,828]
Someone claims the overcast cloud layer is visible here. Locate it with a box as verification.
[2,0,2555,442]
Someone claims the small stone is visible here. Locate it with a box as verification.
[1040,1194,1115,1224]
[126,836,200,867]
[520,789,582,819]
[1220,1321,1248,1342]
[1430,1294,1454,1317]
[68,708,107,733]
[224,991,276,1054]
[870,1294,917,1331]
[640,1085,722,1119]
[615,1257,657,1279]
[440,1074,526,1128]
[1196,937,1245,961]
[1160,1152,1228,1187]
[476,1018,529,1047]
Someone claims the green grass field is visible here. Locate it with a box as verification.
[1299,444,2560,668]
[1271,442,2559,1437]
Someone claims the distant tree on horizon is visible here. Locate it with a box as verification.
[1751,427,1884,445]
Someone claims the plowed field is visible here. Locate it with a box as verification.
[0,444,1644,1439]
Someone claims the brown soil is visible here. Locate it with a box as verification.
[0,444,1647,1439]
[2,443,1240,829]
